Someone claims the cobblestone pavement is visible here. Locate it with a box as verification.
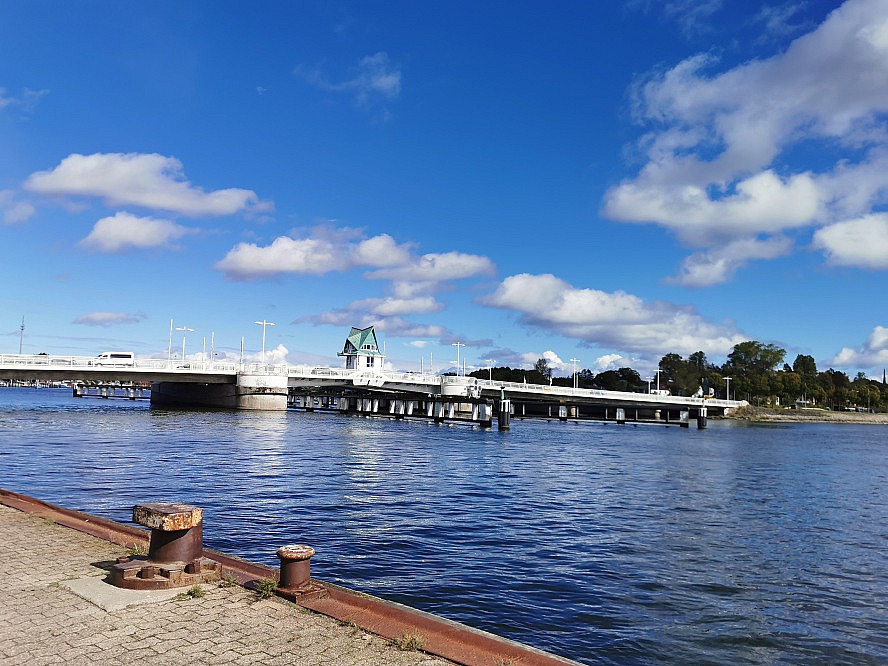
[0,504,453,665]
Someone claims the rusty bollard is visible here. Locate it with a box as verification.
[276,544,316,590]
[110,502,221,590]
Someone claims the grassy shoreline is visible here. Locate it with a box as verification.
[728,405,888,424]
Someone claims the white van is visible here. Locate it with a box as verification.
[90,351,136,366]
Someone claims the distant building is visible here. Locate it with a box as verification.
[339,326,384,371]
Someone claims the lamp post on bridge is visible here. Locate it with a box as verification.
[485,358,495,381]
[255,320,276,364]
[451,341,465,376]
[570,358,580,389]
[176,326,194,361]
[724,376,732,401]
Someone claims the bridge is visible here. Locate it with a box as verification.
[0,352,746,429]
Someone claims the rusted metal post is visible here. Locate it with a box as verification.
[110,502,221,590]
[276,544,315,590]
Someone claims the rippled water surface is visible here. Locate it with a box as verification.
[1,387,886,664]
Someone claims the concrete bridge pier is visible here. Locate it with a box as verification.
[150,373,288,411]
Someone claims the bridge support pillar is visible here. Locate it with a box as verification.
[150,373,287,411]
[616,408,626,425]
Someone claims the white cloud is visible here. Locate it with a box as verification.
[519,350,567,371]
[348,296,444,316]
[216,228,494,291]
[483,273,745,356]
[214,231,417,280]
[830,325,888,369]
[813,213,888,269]
[73,311,146,326]
[353,233,414,267]
[667,235,793,287]
[0,87,49,113]
[78,211,193,252]
[366,251,496,283]
[25,153,271,217]
[594,353,626,371]
[605,0,888,278]
[606,170,822,243]
[294,52,401,116]
[263,343,290,365]
[216,236,350,278]
[0,190,34,224]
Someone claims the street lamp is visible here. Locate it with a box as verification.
[655,368,663,393]
[646,377,653,394]
[176,326,194,361]
[254,320,276,363]
[451,341,465,376]
[485,358,495,381]
[570,358,580,389]
[724,376,732,401]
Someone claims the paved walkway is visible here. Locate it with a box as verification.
[0,504,452,665]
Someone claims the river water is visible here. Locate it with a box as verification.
[1,387,886,665]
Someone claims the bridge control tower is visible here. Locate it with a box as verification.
[338,326,385,371]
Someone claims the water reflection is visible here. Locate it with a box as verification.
[1,389,886,665]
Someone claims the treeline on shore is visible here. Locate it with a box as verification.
[464,341,888,413]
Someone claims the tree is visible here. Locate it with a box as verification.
[726,341,786,375]
[533,358,552,383]
[594,367,642,392]
[792,354,817,377]
[724,341,786,401]
[688,351,708,372]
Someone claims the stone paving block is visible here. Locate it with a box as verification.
[0,504,456,666]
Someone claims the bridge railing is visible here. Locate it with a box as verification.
[0,354,290,376]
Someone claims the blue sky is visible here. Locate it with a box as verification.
[3,0,888,378]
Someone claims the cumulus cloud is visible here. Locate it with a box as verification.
[78,211,193,252]
[348,296,444,316]
[215,231,417,280]
[216,227,495,293]
[366,251,496,283]
[519,349,567,371]
[830,325,888,369]
[605,0,888,281]
[0,190,34,224]
[73,311,146,327]
[667,235,793,286]
[294,52,401,117]
[24,152,271,216]
[593,353,627,371]
[482,273,745,357]
[813,213,888,269]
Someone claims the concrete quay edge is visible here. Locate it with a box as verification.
[0,487,581,666]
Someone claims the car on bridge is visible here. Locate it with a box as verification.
[89,351,135,366]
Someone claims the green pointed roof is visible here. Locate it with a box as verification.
[340,326,383,356]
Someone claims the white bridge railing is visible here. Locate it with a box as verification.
[0,354,289,376]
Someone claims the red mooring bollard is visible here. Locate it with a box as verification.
[276,544,316,590]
